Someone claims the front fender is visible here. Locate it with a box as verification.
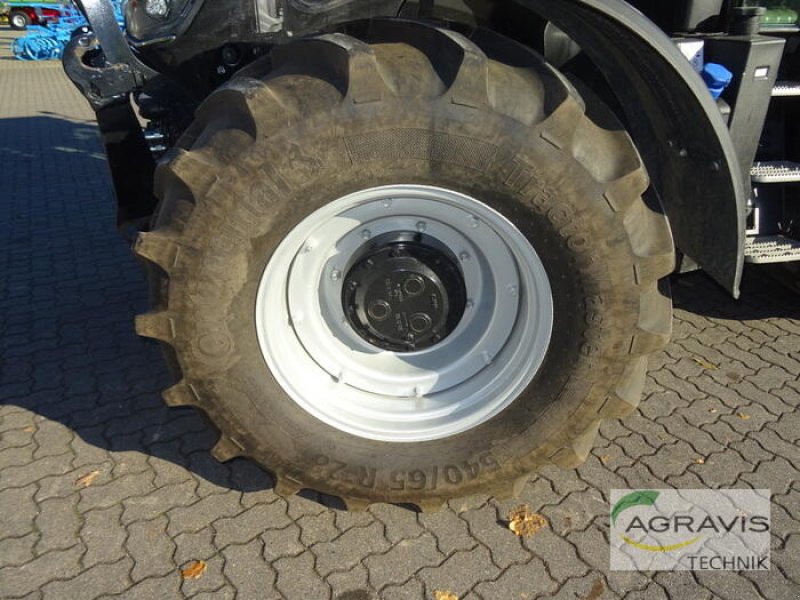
[523,0,746,297]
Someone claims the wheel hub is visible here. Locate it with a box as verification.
[343,233,466,352]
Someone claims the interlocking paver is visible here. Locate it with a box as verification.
[419,509,477,555]
[222,538,280,600]
[418,545,501,598]
[274,551,331,599]
[325,563,373,599]
[214,499,291,548]
[120,479,198,525]
[472,559,556,599]
[0,484,38,539]
[165,491,241,537]
[364,533,444,590]
[0,545,85,598]
[81,504,128,569]
[461,503,529,568]
[1,454,73,488]
[111,573,183,600]
[693,570,767,600]
[127,516,176,582]
[380,578,426,600]
[0,532,38,568]
[1,30,799,600]
[34,494,80,555]
[173,527,217,566]
[525,527,590,583]
[296,509,341,547]
[312,521,390,577]
[261,523,306,562]
[368,503,425,543]
[41,556,133,600]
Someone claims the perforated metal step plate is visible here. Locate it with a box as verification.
[751,161,800,183]
[773,81,800,97]
[745,235,800,264]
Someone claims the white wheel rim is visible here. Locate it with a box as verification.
[12,14,25,27]
[255,185,553,442]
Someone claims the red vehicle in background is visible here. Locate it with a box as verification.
[6,2,62,30]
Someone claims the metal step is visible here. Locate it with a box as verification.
[745,235,800,264]
[751,161,800,183]
[773,81,800,97]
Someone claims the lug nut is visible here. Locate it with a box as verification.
[416,221,427,232]
[330,269,341,281]
[361,229,372,240]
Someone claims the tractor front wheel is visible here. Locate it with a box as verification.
[135,21,674,509]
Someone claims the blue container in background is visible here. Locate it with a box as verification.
[702,62,734,99]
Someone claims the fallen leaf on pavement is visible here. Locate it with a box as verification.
[23,426,35,433]
[695,458,706,464]
[737,413,752,420]
[180,560,207,580]
[599,454,612,464]
[434,592,458,600]
[75,470,101,488]
[692,357,718,370]
[508,505,548,538]
[582,578,606,600]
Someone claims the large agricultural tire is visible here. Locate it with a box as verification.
[134,21,674,510]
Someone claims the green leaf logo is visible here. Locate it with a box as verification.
[611,491,660,524]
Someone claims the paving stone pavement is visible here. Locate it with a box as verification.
[1,25,799,600]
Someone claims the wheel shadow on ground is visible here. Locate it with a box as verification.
[0,115,279,498]
[1,116,798,501]
[672,264,800,322]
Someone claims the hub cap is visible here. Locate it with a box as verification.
[342,232,467,352]
[255,185,553,442]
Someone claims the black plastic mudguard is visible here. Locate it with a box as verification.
[523,0,746,297]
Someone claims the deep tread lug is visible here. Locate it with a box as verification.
[211,436,244,462]
[631,285,672,355]
[437,30,490,108]
[273,477,302,498]
[133,231,181,273]
[604,169,651,213]
[134,311,176,342]
[416,498,446,512]
[161,381,199,407]
[512,476,530,498]
[635,252,676,284]
[318,33,395,103]
[154,149,218,202]
[538,96,583,150]
[549,420,601,468]
[342,496,372,512]
[599,357,648,417]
